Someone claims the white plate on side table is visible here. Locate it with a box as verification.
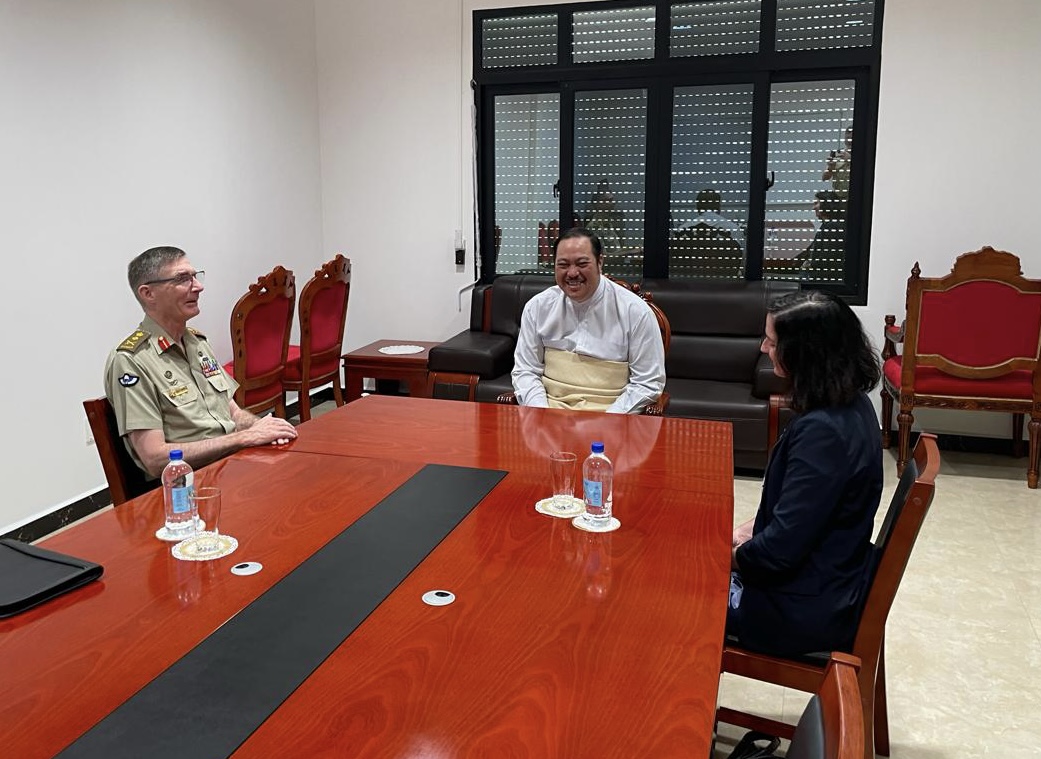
[378,344,424,355]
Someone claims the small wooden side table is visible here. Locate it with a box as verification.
[342,340,441,403]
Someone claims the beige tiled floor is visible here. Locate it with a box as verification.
[715,448,1041,758]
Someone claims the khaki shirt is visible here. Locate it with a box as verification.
[104,316,239,474]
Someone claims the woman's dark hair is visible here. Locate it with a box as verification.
[769,290,880,413]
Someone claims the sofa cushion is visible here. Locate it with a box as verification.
[428,331,515,379]
[490,275,555,338]
[667,334,762,383]
[664,378,769,453]
[642,280,797,336]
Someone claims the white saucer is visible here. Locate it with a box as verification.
[171,533,239,561]
[378,344,424,355]
[535,496,585,518]
[155,519,205,542]
[572,515,621,533]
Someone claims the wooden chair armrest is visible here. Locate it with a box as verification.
[643,391,669,416]
[882,315,904,361]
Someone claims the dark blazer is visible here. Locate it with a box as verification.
[731,392,882,656]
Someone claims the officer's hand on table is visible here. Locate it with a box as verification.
[242,415,298,447]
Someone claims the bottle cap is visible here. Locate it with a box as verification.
[591,441,604,454]
[169,449,183,460]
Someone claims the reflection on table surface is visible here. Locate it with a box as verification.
[0,395,734,759]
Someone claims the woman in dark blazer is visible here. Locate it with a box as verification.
[729,290,883,657]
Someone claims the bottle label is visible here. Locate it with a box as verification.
[171,485,193,515]
[583,479,603,508]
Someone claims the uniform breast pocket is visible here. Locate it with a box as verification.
[163,384,200,408]
[206,372,230,396]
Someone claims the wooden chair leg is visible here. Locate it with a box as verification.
[332,378,345,408]
[1028,416,1040,489]
[880,388,893,449]
[1012,413,1025,458]
[874,640,890,757]
[298,383,313,423]
[896,402,914,476]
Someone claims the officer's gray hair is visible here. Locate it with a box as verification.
[128,246,187,301]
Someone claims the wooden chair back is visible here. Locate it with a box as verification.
[283,254,351,421]
[228,266,296,417]
[852,432,940,663]
[83,397,153,506]
[901,247,1041,380]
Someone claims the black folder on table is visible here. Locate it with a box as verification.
[0,538,103,618]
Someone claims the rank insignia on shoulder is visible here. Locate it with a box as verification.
[117,330,149,353]
[118,373,140,387]
[188,326,206,339]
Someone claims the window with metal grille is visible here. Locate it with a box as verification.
[475,0,884,303]
[670,0,762,57]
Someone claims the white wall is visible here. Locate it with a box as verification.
[3,0,1038,533]
[0,0,324,532]
[865,0,1041,437]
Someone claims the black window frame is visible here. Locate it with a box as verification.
[473,0,885,304]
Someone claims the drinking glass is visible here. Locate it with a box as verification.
[549,451,578,513]
[189,487,223,555]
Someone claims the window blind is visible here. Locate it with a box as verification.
[573,6,656,63]
[776,0,875,51]
[493,94,560,274]
[573,89,648,280]
[482,14,558,68]
[670,0,762,57]
[669,84,754,279]
[764,80,856,284]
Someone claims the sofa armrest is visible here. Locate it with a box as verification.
[752,353,789,399]
[428,330,516,380]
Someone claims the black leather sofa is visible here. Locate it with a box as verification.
[428,275,797,470]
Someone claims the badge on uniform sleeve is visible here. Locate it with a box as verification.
[118,373,140,387]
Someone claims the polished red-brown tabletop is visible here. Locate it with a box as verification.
[0,397,733,758]
[292,394,735,497]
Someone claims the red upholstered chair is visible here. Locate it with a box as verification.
[222,266,296,418]
[881,247,1041,488]
[283,254,351,422]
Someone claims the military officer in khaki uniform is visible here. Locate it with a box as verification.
[105,246,298,479]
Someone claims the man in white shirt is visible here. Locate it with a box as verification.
[511,228,666,414]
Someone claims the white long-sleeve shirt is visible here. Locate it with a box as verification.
[511,277,666,414]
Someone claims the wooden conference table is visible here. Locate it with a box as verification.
[0,396,733,758]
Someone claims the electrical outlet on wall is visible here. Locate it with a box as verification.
[85,419,95,447]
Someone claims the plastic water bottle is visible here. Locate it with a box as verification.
[581,441,614,528]
[162,450,195,537]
